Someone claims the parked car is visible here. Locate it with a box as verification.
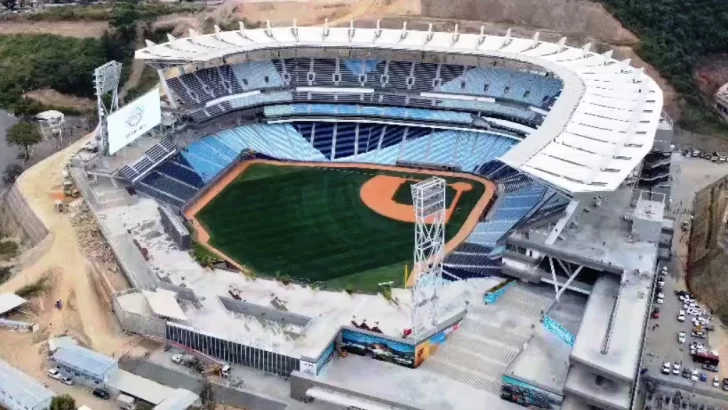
[678,310,685,322]
[60,376,73,386]
[682,368,690,378]
[713,378,720,388]
[678,331,686,344]
[722,378,728,391]
[702,363,719,372]
[700,372,708,382]
[47,368,62,380]
[661,362,671,375]
[673,362,681,375]
[93,389,110,400]
[691,369,699,382]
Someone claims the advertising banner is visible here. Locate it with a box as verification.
[108,88,161,154]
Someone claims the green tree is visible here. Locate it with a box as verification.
[2,163,24,185]
[6,122,42,160]
[110,0,141,43]
[135,403,153,410]
[50,394,76,410]
[200,381,215,410]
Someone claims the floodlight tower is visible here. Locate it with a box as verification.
[93,61,122,155]
[411,177,446,340]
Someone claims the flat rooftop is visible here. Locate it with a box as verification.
[514,184,659,274]
[633,197,665,222]
[0,293,26,315]
[141,289,188,322]
[570,270,654,382]
[505,290,587,394]
[300,354,524,410]
[564,364,632,410]
[99,197,500,359]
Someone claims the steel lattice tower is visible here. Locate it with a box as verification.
[411,177,446,340]
[93,61,122,155]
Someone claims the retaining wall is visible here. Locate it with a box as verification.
[111,294,166,338]
[0,184,48,247]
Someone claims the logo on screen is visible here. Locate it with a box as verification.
[126,106,144,128]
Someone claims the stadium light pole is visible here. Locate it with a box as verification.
[93,61,122,155]
[411,177,446,341]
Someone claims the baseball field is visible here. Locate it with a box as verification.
[186,160,495,292]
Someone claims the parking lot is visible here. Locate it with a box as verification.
[640,153,728,405]
[643,263,725,388]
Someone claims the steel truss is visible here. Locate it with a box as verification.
[411,177,446,340]
[93,61,122,155]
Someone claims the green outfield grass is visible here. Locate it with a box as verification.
[196,163,486,292]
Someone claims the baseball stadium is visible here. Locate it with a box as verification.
[67,21,672,410]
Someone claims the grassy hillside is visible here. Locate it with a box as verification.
[598,0,728,135]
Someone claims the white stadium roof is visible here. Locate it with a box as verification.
[136,22,664,193]
[0,293,27,316]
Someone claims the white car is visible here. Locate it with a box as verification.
[656,297,664,305]
[673,362,681,375]
[714,377,720,387]
[678,331,687,343]
[678,310,686,322]
[47,368,62,380]
[171,354,183,364]
[657,292,665,299]
[661,362,671,374]
[691,369,699,382]
[60,376,74,386]
[658,279,665,287]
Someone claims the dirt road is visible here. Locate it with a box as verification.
[0,21,108,38]
[0,132,131,409]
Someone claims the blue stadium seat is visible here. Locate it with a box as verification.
[142,172,198,202]
[232,61,283,90]
[156,161,205,188]
[136,183,185,208]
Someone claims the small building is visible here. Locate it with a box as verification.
[154,389,200,410]
[107,370,175,405]
[0,358,54,410]
[0,293,27,317]
[716,82,728,122]
[51,345,118,388]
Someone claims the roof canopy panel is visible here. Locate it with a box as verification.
[135,23,664,193]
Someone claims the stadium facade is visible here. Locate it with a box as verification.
[74,22,672,410]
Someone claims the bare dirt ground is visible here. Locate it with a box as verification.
[418,0,636,45]
[694,54,728,97]
[0,20,108,38]
[24,89,96,112]
[0,133,133,407]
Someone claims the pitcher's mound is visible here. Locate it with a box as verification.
[360,175,473,223]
